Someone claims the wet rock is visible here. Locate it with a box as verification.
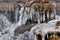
[14,24,35,36]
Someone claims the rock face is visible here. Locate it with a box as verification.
[56,21,60,26]
[0,0,18,2]
[53,0,60,2]
[14,24,34,35]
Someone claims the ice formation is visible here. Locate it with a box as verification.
[0,1,60,40]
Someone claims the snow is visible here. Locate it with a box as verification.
[0,2,59,40]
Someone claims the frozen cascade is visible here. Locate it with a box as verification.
[0,11,60,40]
[29,15,60,40]
[0,14,13,40]
[14,1,59,40]
[15,16,60,40]
[16,31,36,40]
[18,6,34,25]
[0,1,59,40]
[30,23,56,40]
[36,12,40,24]
[0,9,23,40]
[0,6,35,40]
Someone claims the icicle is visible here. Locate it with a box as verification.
[43,9,45,22]
[45,10,48,23]
[49,10,51,21]
[30,7,33,20]
[51,2,56,19]
[42,34,45,40]
[18,7,25,26]
[37,12,40,24]
[41,10,43,23]
[54,8,56,19]
[47,34,48,38]
[47,10,49,21]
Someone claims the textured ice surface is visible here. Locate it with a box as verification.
[0,13,60,40]
[0,7,35,40]
[0,3,59,40]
